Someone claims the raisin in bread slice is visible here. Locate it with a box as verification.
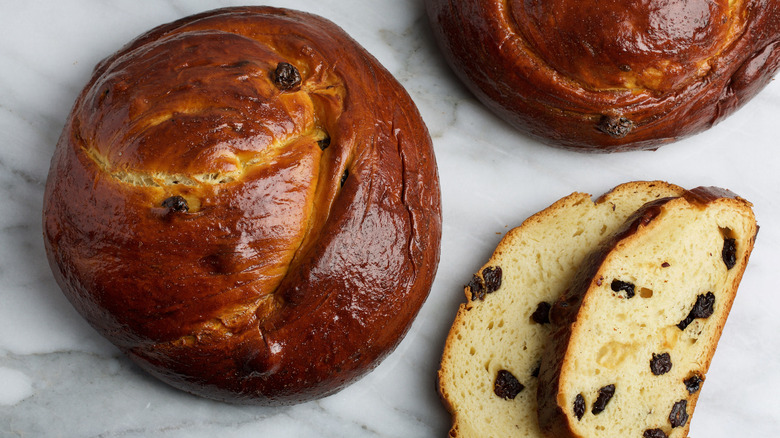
[437,181,686,438]
[537,187,758,438]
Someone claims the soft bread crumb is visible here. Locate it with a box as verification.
[538,188,757,438]
[438,181,686,438]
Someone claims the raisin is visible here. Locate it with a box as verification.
[273,62,301,91]
[662,262,670,268]
[531,363,541,378]
[482,266,502,293]
[722,238,737,269]
[467,275,486,301]
[677,316,693,331]
[684,374,703,394]
[611,280,635,299]
[494,370,524,400]
[161,196,188,212]
[573,394,586,420]
[598,115,634,138]
[690,292,716,318]
[650,352,673,376]
[677,292,716,330]
[318,136,331,150]
[591,384,615,414]
[531,302,552,324]
[340,169,349,187]
[643,429,668,438]
[669,400,689,428]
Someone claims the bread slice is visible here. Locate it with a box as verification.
[437,181,686,438]
[537,187,757,438]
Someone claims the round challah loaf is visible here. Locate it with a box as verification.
[426,0,780,151]
[43,6,441,405]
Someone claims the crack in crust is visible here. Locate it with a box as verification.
[82,126,330,188]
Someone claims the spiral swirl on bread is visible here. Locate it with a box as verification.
[43,6,441,405]
[426,0,780,151]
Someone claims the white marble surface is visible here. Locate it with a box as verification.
[1,1,779,436]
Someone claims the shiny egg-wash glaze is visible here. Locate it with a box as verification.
[426,0,780,151]
[43,7,442,405]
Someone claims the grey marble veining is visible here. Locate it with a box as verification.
[1,0,779,437]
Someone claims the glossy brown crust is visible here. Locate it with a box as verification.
[42,7,441,405]
[537,187,757,437]
[426,0,780,151]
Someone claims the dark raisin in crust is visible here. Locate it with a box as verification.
[573,393,586,420]
[597,115,634,138]
[531,301,552,324]
[643,429,669,438]
[161,196,189,212]
[482,266,502,293]
[677,292,716,330]
[722,237,737,269]
[650,352,673,376]
[669,399,689,428]
[494,369,524,400]
[317,136,331,150]
[684,374,703,394]
[610,280,635,298]
[273,62,301,90]
[467,275,485,301]
[591,384,615,414]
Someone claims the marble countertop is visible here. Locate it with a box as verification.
[1,1,779,437]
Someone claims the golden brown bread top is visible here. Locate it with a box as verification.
[43,7,441,404]
[426,0,780,151]
[512,0,746,91]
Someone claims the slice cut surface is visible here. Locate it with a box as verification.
[437,181,686,438]
[537,187,757,438]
